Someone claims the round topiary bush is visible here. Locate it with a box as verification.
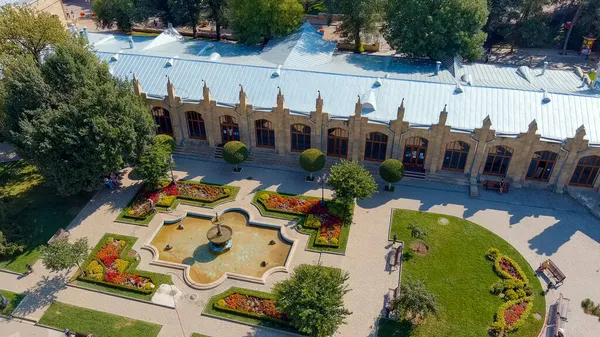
[379,159,405,191]
[222,141,248,172]
[154,134,176,152]
[299,149,326,180]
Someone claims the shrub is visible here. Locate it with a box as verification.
[490,281,504,295]
[330,237,339,245]
[114,259,129,272]
[326,200,346,219]
[299,149,326,179]
[486,248,501,261]
[516,288,526,298]
[503,278,524,290]
[157,195,177,207]
[154,134,176,152]
[137,140,172,190]
[379,159,405,189]
[407,224,428,239]
[85,260,104,280]
[217,299,226,307]
[259,193,270,201]
[304,214,321,229]
[222,141,248,170]
[505,289,518,301]
[524,284,533,296]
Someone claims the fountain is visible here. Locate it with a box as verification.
[206,212,233,254]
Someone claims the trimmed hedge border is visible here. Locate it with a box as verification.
[212,288,291,326]
[494,255,530,285]
[494,297,533,333]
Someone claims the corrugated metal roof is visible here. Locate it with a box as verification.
[0,0,34,6]
[99,51,600,143]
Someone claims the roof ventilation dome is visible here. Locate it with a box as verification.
[542,89,551,104]
[272,65,282,78]
[166,58,174,67]
[454,83,463,94]
[208,52,221,61]
[460,73,472,85]
[373,77,383,87]
[517,66,533,83]
[110,53,119,61]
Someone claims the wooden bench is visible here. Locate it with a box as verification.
[541,259,566,285]
[388,248,398,269]
[484,180,510,193]
[553,293,570,337]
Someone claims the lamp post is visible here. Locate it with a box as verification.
[316,173,328,206]
[0,291,9,309]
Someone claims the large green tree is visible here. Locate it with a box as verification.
[392,279,439,325]
[327,160,377,205]
[41,238,89,273]
[384,0,489,60]
[92,0,138,31]
[0,5,70,63]
[273,264,351,337]
[203,0,227,40]
[169,0,204,37]
[226,0,304,44]
[336,0,382,52]
[5,42,156,196]
[137,135,175,189]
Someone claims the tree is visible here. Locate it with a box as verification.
[0,231,24,257]
[273,264,351,337]
[226,0,304,45]
[203,0,227,40]
[384,0,488,60]
[327,160,377,205]
[169,0,204,37]
[41,238,89,273]
[407,224,428,239]
[561,0,599,54]
[137,135,175,190]
[391,279,439,325]
[337,0,382,52]
[379,159,404,191]
[92,0,137,31]
[0,5,70,63]
[299,149,326,180]
[222,141,248,172]
[6,42,156,196]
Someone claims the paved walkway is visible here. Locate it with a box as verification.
[0,317,64,337]
[1,157,599,336]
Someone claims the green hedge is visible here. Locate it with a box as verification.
[494,255,530,285]
[493,297,533,333]
[211,288,290,326]
[304,214,321,229]
[313,234,340,248]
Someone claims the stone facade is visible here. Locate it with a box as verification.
[135,77,600,193]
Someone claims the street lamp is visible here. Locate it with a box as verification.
[316,173,328,206]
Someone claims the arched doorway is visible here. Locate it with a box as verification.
[570,155,600,187]
[483,146,513,177]
[151,107,173,136]
[327,128,348,158]
[220,115,240,144]
[403,137,428,168]
[185,111,206,140]
[364,132,388,162]
[442,141,470,171]
[255,119,275,148]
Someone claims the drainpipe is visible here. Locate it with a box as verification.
[553,143,570,193]
[467,135,479,177]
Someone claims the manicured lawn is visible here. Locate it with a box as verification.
[251,190,351,254]
[116,181,240,226]
[0,289,25,316]
[383,210,545,337]
[74,233,173,301]
[0,160,94,273]
[39,302,162,337]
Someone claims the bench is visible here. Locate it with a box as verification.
[484,180,510,193]
[553,293,570,337]
[541,259,566,285]
[388,248,398,268]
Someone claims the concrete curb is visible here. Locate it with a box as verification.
[0,268,23,276]
[66,283,176,310]
[201,312,304,337]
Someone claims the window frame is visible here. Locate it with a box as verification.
[185,111,207,140]
[255,119,275,149]
[290,124,311,152]
[364,132,388,162]
[483,145,513,177]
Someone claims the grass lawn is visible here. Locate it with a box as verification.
[383,210,545,337]
[203,287,299,334]
[39,302,161,337]
[251,190,351,254]
[116,182,240,226]
[0,289,25,316]
[74,233,173,301]
[0,160,94,273]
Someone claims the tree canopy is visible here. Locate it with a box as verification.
[392,279,439,325]
[299,149,326,178]
[327,160,377,205]
[336,0,382,52]
[41,237,89,273]
[137,135,175,190]
[385,0,489,60]
[273,264,351,337]
[4,42,156,196]
[226,0,304,44]
[0,5,70,63]
[92,0,139,31]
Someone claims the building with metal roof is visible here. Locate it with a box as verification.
[87,24,600,193]
[1,0,67,25]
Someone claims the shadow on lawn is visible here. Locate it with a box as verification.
[12,274,68,318]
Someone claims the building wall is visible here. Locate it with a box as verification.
[136,79,600,193]
[29,0,67,26]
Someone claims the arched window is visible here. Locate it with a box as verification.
[483,146,513,176]
[442,141,470,171]
[526,151,558,182]
[255,119,275,148]
[364,132,388,162]
[152,107,173,136]
[327,128,348,158]
[220,115,240,144]
[185,111,206,140]
[570,155,600,187]
[403,136,428,168]
[290,124,311,152]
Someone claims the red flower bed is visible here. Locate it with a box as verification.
[223,293,287,321]
[499,257,523,280]
[104,269,152,289]
[177,182,228,201]
[262,194,321,214]
[504,301,528,327]
[95,238,124,268]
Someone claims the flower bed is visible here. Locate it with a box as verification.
[79,237,155,294]
[176,182,230,202]
[212,288,290,325]
[258,192,342,247]
[495,255,529,284]
[493,297,533,333]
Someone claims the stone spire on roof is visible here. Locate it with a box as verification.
[396,98,405,121]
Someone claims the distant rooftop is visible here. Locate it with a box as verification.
[0,0,35,6]
[88,24,600,144]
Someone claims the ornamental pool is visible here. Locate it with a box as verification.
[150,211,292,284]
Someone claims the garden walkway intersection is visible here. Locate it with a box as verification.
[0,156,598,337]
